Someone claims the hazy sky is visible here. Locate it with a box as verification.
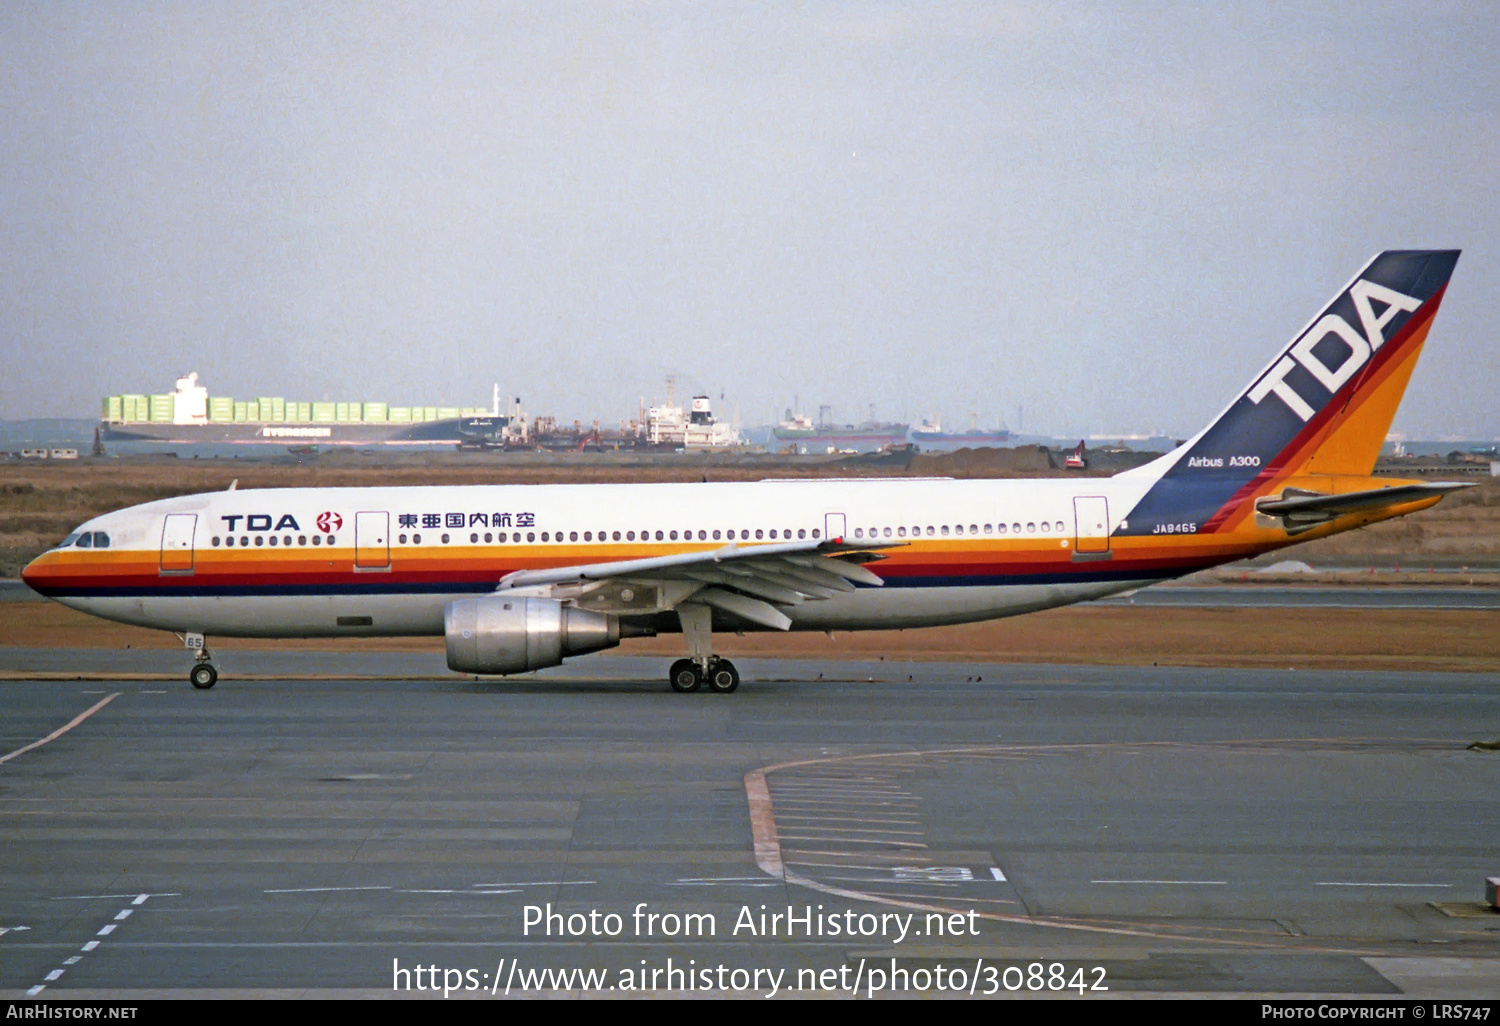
[2,2,1496,437]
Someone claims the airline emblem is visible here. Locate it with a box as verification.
[316,512,343,533]
[1247,279,1421,422]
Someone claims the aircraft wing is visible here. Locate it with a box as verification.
[1256,481,1473,531]
[496,538,901,630]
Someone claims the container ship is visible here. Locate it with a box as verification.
[101,374,525,447]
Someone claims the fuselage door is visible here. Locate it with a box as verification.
[355,511,390,570]
[1073,496,1110,554]
[160,513,197,573]
[823,512,847,543]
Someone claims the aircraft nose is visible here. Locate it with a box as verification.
[20,551,50,594]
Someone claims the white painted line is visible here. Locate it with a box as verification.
[51,893,180,900]
[470,880,597,887]
[26,986,44,996]
[1315,882,1453,888]
[0,692,121,765]
[774,825,928,836]
[45,969,63,981]
[114,909,132,920]
[667,881,782,887]
[264,886,394,894]
[778,834,928,848]
[96,924,115,936]
[990,868,1008,882]
[64,956,81,965]
[81,941,98,951]
[1092,879,1227,885]
[676,877,777,883]
[775,815,924,825]
[470,889,522,895]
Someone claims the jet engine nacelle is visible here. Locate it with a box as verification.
[445,596,620,675]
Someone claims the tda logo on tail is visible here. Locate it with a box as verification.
[1247,279,1421,422]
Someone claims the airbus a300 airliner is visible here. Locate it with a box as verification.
[23,250,1468,693]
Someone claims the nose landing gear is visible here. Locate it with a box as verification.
[183,632,218,689]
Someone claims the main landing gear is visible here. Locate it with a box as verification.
[668,601,740,694]
[184,632,218,689]
[668,657,740,694]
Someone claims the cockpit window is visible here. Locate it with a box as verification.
[58,532,81,549]
[92,531,110,548]
[75,533,92,548]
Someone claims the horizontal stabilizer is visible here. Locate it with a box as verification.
[1256,481,1472,528]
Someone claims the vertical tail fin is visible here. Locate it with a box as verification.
[1119,250,1459,536]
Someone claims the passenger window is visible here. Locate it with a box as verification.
[327,535,336,545]
[299,535,307,545]
[211,537,220,547]
[1012,523,1021,533]
[541,532,549,542]
[527,532,535,542]
[626,531,635,541]
[583,531,591,542]
[655,530,664,541]
[1040,522,1049,533]
[984,524,992,534]
[854,528,863,539]
[713,530,721,540]
[313,536,322,546]
[925,526,934,536]
[952,525,960,536]
[726,530,735,540]
[1057,521,1065,533]
[970,524,979,534]
[496,533,505,543]
[1027,523,1035,533]
[755,529,763,539]
[810,529,818,539]
[486,532,493,542]
[883,527,892,538]
[613,531,621,541]
[441,534,450,544]
[997,524,1007,535]
[570,531,578,542]
[669,530,678,541]
[698,530,707,540]
[470,532,478,543]
[897,527,907,537]
[941,525,950,536]
[255,536,264,546]
[268,536,278,547]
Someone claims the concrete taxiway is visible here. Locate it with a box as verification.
[0,652,1497,999]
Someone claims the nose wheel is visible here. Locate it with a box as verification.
[190,662,218,690]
